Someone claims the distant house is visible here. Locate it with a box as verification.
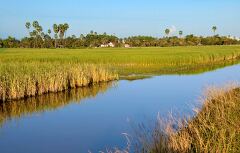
[124,44,130,48]
[100,44,108,47]
[108,42,115,47]
[100,42,115,48]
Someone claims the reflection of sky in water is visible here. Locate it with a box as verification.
[0,64,240,153]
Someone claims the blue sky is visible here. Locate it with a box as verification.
[0,0,239,38]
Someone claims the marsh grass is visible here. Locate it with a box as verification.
[135,85,240,153]
[0,63,118,101]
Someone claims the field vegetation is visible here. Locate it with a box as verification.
[0,46,240,101]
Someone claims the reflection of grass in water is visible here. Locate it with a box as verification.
[0,82,116,126]
[120,75,152,81]
[120,60,239,81]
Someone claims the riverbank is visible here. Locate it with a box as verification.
[138,85,240,153]
[0,46,240,101]
[0,63,118,101]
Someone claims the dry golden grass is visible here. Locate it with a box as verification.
[135,84,240,153]
[0,63,118,102]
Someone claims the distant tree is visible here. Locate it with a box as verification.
[80,34,85,40]
[25,22,31,36]
[179,31,183,38]
[58,24,65,39]
[63,23,69,46]
[90,30,94,35]
[32,21,39,29]
[72,35,76,39]
[63,23,69,38]
[53,24,59,48]
[212,26,217,35]
[48,29,51,36]
[165,29,170,37]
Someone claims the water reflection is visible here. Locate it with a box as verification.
[0,82,116,126]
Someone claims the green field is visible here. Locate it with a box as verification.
[1,46,240,75]
[1,46,240,101]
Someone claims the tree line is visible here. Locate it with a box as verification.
[0,21,239,48]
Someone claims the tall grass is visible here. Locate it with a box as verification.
[136,85,240,153]
[0,63,118,101]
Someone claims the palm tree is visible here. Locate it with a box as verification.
[179,31,183,38]
[48,29,51,36]
[63,23,69,38]
[25,22,31,36]
[30,30,37,48]
[58,24,65,39]
[48,29,51,34]
[63,23,69,47]
[165,29,170,37]
[32,21,40,48]
[212,26,217,35]
[53,24,59,48]
[36,26,43,35]
[32,21,39,29]
[90,30,94,35]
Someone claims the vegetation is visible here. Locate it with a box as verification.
[0,46,240,101]
[0,63,118,101]
[1,46,240,75]
[0,21,239,48]
[0,82,114,126]
[136,85,240,153]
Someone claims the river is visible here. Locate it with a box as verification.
[0,64,240,153]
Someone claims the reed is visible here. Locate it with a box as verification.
[0,63,118,101]
[136,85,240,153]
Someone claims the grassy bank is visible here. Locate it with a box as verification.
[0,46,240,101]
[0,63,117,101]
[137,85,240,153]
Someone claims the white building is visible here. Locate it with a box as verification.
[100,42,115,48]
[124,44,131,48]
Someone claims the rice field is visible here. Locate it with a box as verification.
[0,46,240,101]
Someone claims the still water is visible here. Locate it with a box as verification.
[0,64,240,153]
